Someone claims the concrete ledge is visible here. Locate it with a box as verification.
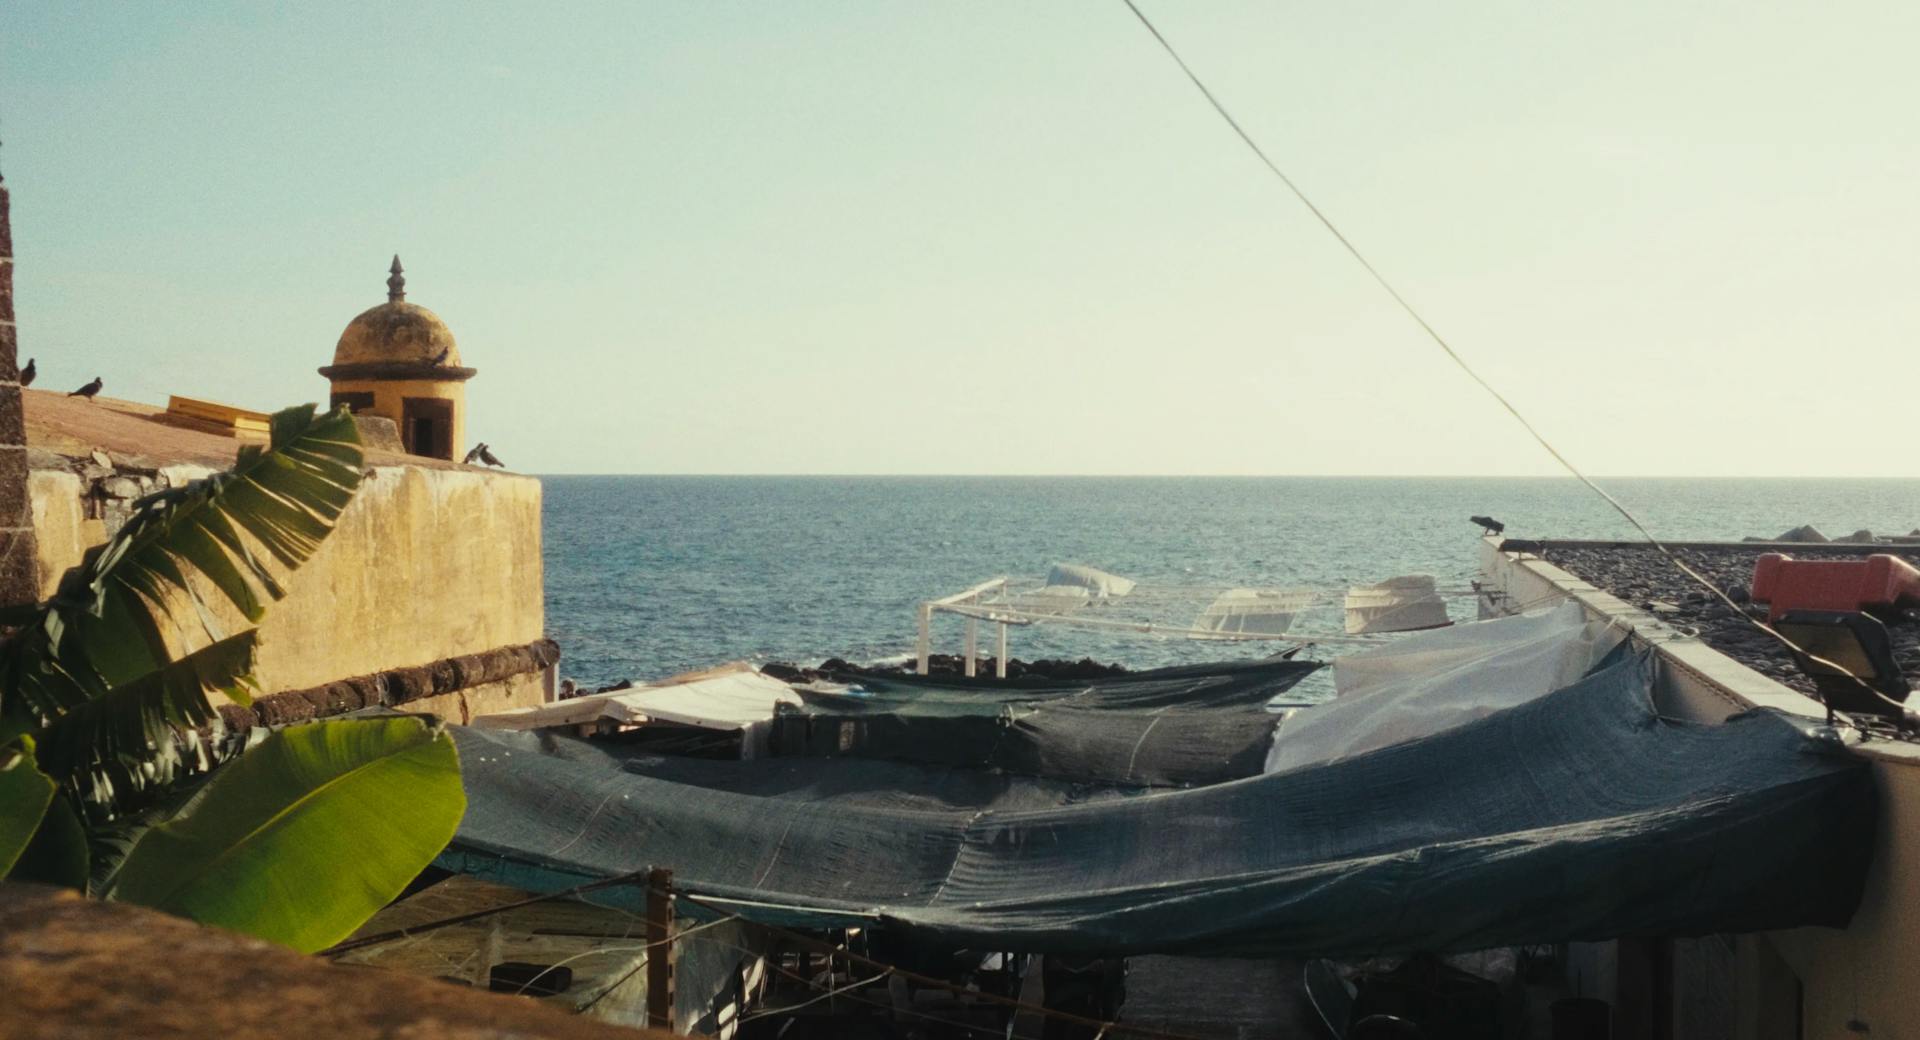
[1477,537,1920,764]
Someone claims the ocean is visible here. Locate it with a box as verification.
[541,476,1920,687]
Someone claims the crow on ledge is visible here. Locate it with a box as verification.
[1470,515,1505,537]
[67,377,102,401]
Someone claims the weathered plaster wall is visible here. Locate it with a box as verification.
[1772,759,1920,1040]
[27,469,95,598]
[28,461,545,710]
[250,464,542,691]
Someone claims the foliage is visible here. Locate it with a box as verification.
[0,404,363,809]
[8,789,89,890]
[0,737,56,875]
[108,716,464,953]
[0,404,463,954]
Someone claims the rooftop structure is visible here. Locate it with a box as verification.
[320,256,477,461]
[20,384,552,725]
[1478,535,1920,1038]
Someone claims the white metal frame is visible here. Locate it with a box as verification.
[913,575,1430,676]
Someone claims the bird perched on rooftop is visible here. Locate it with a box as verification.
[1470,515,1505,537]
[477,443,505,468]
[19,358,34,388]
[430,346,449,366]
[462,443,485,465]
[67,377,102,401]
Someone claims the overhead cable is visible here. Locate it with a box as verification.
[1117,0,1904,719]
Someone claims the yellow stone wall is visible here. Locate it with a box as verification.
[329,378,467,462]
[27,462,546,708]
[27,470,98,599]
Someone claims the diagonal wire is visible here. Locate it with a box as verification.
[1117,0,1907,720]
[738,969,893,1023]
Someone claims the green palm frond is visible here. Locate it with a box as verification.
[33,632,260,807]
[0,404,363,811]
[62,403,363,674]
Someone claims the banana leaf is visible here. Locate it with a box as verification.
[0,737,55,875]
[108,716,464,953]
[64,402,363,683]
[0,405,362,809]
[31,632,260,808]
[7,791,89,890]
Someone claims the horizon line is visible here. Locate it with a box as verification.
[522,472,1920,480]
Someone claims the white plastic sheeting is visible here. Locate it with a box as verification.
[1264,601,1622,773]
[473,666,801,732]
[1344,574,1452,634]
[1189,587,1317,640]
[1044,563,1137,598]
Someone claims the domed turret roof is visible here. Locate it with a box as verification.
[320,257,476,382]
[332,300,460,367]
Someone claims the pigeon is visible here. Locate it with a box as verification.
[462,443,486,466]
[477,444,505,468]
[1470,515,1505,537]
[19,358,34,387]
[67,377,102,401]
[430,347,450,367]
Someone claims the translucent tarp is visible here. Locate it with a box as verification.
[1188,588,1317,640]
[443,651,1874,958]
[1266,602,1621,773]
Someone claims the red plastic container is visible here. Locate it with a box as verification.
[1750,553,1920,621]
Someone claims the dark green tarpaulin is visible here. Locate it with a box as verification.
[441,653,1875,957]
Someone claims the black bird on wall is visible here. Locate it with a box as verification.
[19,358,34,387]
[67,377,102,401]
[477,444,504,468]
[1470,515,1505,537]
[430,346,449,367]
[462,443,485,465]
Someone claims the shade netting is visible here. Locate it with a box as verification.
[441,651,1874,958]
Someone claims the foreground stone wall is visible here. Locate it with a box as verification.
[28,460,548,712]
[0,883,671,1040]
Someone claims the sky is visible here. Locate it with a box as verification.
[2,1,1916,476]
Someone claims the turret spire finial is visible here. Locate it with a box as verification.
[387,255,406,303]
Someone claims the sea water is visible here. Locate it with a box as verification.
[542,476,1920,686]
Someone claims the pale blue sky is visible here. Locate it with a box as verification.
[3,2,1916,475]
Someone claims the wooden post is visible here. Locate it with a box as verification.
[996,623,1008,679]
[964,617,978,678]
[646,868,676,1033]
[916,603,932,675]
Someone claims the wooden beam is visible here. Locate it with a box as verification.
[646,868,676,1033]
